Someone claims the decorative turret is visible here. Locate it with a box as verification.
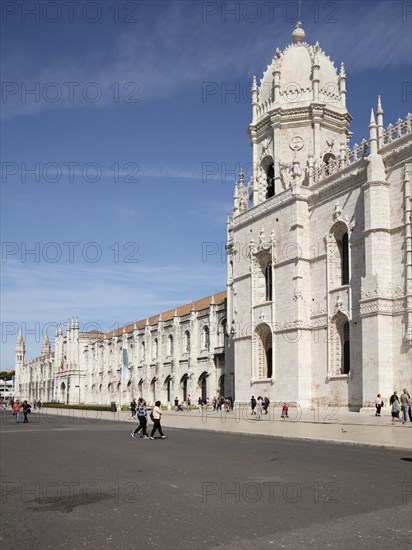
[41,330,51,355]
[247,21,352,204]
[251,75,258,122]
[339,62,347,109]
[15,325,26,370]
[376,96,384,148]
[367,108,386,181]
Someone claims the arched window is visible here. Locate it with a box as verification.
[341,233,349,285]
[203,326,210,350]
[184,331,191,354]
[255,324,273,379]
[153,338,158,359]
[342,322,350,374]
[266,164,275,199]
[141,342,145,361]
[329,224,350,289]
[219,320,227,346]
[329,313,350,377]
[168,335,174,356]
[265,263,272,301]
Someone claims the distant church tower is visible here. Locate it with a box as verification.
[41,331,51,355]
[15,326,26,368]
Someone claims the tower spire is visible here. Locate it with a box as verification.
[41,330,51,355]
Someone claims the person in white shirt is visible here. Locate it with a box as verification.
[150,401,167,440]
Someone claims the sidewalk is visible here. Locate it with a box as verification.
[21,405,412,451]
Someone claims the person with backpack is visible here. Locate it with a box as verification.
[131,398,149,439]
[149,401,167,439]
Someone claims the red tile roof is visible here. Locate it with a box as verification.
[103,291,227,339]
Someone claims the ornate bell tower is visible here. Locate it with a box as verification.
[246,21,352,208]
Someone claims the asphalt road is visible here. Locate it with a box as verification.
[1,410,411,550]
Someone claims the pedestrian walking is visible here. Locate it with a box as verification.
[255,396,263,419]
[281,403,289,419]
[375,394,384,416]
[130,398,137,419]
[187,395,192,410]
[174,397,179,411]
[150,401,167,439]
[12,400,22,423]
[22,400,31,423]
[391,397,404,425]
[251,395,257,415]
[400,390,410,423]
[263,396,270,415]
[389,391,398,405]
[131,398,149,439]
[198,397,203,412]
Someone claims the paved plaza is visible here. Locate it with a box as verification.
[1,409,411,549]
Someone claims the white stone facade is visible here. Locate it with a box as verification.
[15,23,412,410]
[15,293,232,407]
[227,23,412,408]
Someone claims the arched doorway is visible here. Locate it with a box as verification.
[60,382,66,403]
[198,372,208,402]
[150,378,156,404]
[180,374,188,402]
[164,376,172,403]
[218,375,225,397]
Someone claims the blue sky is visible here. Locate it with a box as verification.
[1,0,411,369]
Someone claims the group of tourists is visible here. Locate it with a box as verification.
[11,399,32,423]
[250,395,271,418]
[130,398,167,440]
[170,395,234,412]
[386,389,412,425]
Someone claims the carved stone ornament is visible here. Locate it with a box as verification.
[335,293,344,313]
[261,137,273,159]
[290,136,304,152]
[280,156,305,187]
[332,202,355,231]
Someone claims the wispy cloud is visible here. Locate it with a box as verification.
[3,2,409,120]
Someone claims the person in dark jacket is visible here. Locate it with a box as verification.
[251,396,257,415]
[22,400,31,423]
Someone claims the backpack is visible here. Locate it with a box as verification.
[150,411,154,421]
